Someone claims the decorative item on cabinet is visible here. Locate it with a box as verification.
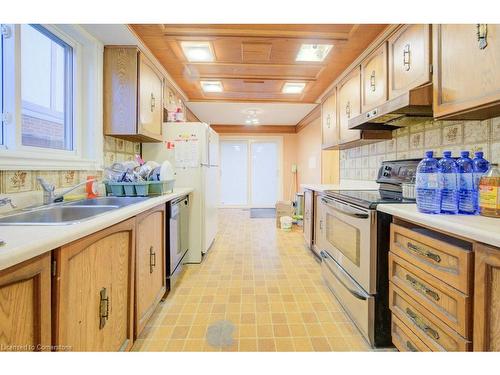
[104,46,164,142]
[433,24,500,120]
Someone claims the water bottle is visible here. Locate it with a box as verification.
[438,151,458,214]
[456,151,475,215]
[472,151,490,189]
[416,151,441,214]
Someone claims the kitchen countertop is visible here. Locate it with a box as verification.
[301,179,380,192]
[0,188,193,271]
[377,203,500,248]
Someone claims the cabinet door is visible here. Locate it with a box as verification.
[321,90,339,148]
[0,253,51,352]
[139,53,164,140]
[388,24,431,99]
[135,205,166,337]
[474,243,500,351]
[361,43,388,112]
[314,194,325,252]
[434,24,500,119]
[303,189,314,248]
[54,219,135,352]
[338,67,362,144]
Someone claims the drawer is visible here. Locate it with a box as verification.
[392,314,431,352]
[390,223,472,294]
[389,282,471,351]
[389,252,471,337]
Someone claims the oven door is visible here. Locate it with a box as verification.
[319,195,376,294]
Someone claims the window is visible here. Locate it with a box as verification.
[20,24,73,150]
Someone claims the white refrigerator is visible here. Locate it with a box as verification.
[142,122,219,264]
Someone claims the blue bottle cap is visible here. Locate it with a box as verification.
[460,151,469,158]
[424,150,433,158]
[475,151,484,158]
[443,151,452,157]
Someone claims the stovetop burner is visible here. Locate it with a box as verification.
[324,189,415,209]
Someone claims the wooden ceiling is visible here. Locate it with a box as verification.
[129,24,388,103]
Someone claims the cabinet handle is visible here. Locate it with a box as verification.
[149,246,156,274]
[406,274,440,301]
[150,93,156,112]
[406,307,440,341]
[326,114,331,129]
[403,44,411,71]
[370,70,376,92]
[406,241,441,263]
[346,101,351,119]
[99,287,109,330]
[477,24,488,49]
[319,219,323,231]
[406,340,418,352]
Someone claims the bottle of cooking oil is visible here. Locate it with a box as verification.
[479,163,500,218]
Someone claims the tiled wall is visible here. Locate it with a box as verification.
[0,136,140,194]
[340,117,500,181]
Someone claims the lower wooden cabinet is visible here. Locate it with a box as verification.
[53,219,136,351]
[474,243,500,351]
[303,189,314,249]
[0,253,52,351]
[135,205,166,337]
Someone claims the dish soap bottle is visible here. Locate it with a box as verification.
[438,151,458,214]
[479,163,500,218]
[456,151,475,215]
[416,151,441,214]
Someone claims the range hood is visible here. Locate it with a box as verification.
[348,83,433,130]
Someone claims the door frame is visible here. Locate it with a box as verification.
[218,135,283,209]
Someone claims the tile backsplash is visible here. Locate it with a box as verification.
[340,117,500,181]
[0,136,140,195]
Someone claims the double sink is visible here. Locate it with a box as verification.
[0,196,150,225]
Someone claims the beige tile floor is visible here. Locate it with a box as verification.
[133,208,372,352]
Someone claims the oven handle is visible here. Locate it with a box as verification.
[320,250,369,301]
[321,197,369,219]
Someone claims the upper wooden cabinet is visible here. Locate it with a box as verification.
[388,24,431,99]
[361,43,388,112]
[104,47,164,142]
[338,67,362,144]
[53,219,135,351]
[473,243,500,351]
[321,89,339,149]
[433,24,500,119]
[135,205,166,337]
[0,254,51,352]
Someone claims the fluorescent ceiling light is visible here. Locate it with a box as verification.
[282,82,306,94]
[200,81,223,93]
[181,41,214,62]
[296,44,333,62]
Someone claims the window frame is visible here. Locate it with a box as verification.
[0,24,103,171]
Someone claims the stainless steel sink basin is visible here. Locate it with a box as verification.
[0,196,151,225]
[64,196,150,207]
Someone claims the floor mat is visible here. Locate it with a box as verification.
[249,208,276,218]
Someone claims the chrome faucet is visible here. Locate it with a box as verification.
[0,197,17,209]
[37,177,97,205]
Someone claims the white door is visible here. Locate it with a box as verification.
[251,141,278,208]
[220,141,249,206]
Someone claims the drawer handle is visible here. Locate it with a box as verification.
[406,340,418,352]
[403,44,411,71]
[99,287,109,330]
[370,70,376,92]
[149,246,156,274]
[406,274,440,302]
[477,24,488,49]
[406,307,440,341]
[407,241,441,263]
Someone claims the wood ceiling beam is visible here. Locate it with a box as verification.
[211,125,296,134]
[161,26,350,41]
[193,75,317,82]
[187,98,316,104]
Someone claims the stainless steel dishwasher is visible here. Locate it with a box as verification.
[167,195,189,288]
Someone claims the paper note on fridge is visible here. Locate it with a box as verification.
[173,137,200,168]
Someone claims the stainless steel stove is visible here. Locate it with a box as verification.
[317,159,419,348]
